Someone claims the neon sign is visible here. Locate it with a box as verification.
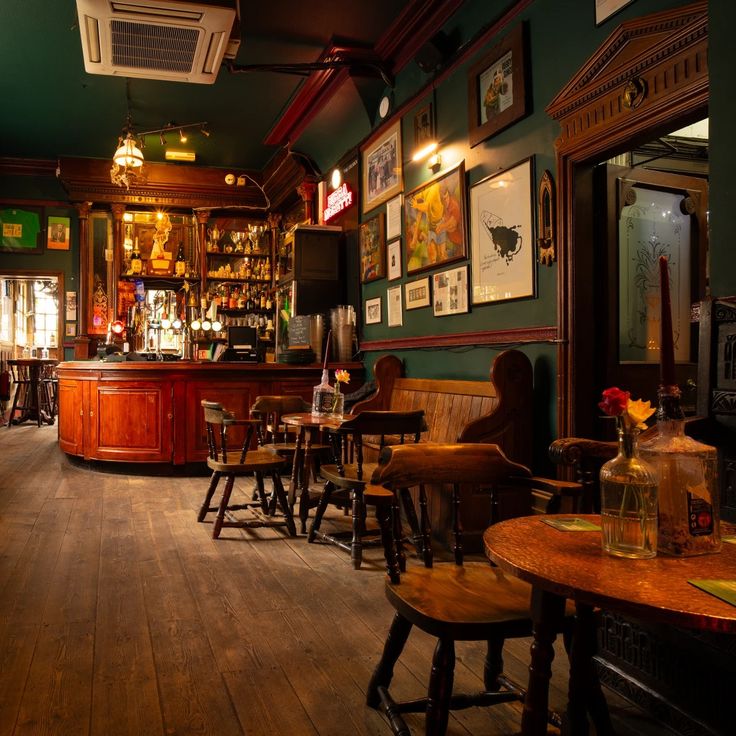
[323,183,355,223]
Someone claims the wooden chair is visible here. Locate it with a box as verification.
[367,443,583,736]
[308,410,426,570]
[197,400,296,539]
[250,394,331,502]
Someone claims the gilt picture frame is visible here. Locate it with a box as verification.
[359,213,386,283]
[470,157,535,305]
[361,120,403,215]
[467,23,528,148]
[403,161,467,276]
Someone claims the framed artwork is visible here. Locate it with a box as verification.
[386,194,402,240]
[404,161,467,276]
[387,239,402,281]
[0,205,43,253]
[467,23,528,148]
[387,285,403,327]
[470,157,535,304]
[365,296,382,325]
[65,323,76,337]
[413,103,434,148]
[595,0,634,25]
[361,120,403,214]
[47,215,71,251]
[359,213,386,283]
[433,265,469,317]
[405,276,431,310]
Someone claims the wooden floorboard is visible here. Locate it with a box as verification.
[0,425,675,735]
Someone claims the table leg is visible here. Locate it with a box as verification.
[522,587,566,736]
[298,428,314,534]
[565,602,612,736]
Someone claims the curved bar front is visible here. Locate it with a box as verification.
[57,361,363,464]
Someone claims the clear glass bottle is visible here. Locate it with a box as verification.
[640,385,721,556]
[311,368,334,416]
[600,427,658,559]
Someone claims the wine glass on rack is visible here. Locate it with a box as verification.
[248,224,265,254]
[231,231,244,254]
[207,225,221,253]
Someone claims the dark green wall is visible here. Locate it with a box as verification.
[0,175,79,360]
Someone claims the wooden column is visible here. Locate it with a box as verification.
[195,209,210,296]
[111,203,125,323]
[297,179,317,224]
[73,201,93,359]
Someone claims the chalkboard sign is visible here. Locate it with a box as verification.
[288,315,311,348]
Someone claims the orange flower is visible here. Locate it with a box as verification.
[335,369,350,385]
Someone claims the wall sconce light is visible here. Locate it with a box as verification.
[411,140,438,162]
[427,152,442,173]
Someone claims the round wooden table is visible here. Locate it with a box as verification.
[484,515,736,735]
[281,412,354,533]
[7,358,58,426]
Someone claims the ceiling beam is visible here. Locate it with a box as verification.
[263,0,463,147]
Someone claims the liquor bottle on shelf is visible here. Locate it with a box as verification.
[639,256,721,556]
[174,243,186,277]
[246,288,254,312]
[130,238,143,275]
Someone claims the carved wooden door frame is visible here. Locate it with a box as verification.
[546,0,708,438]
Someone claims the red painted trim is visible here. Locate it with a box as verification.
[360,326,558,351]
[263,0,464,147]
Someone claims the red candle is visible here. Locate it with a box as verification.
[658,255,676,386]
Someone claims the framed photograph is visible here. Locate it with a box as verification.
[405,276,430,310]
[365,296,382,325]
[0,205,43,253]
[404,161,467,276]
[413,103,434,148]
[361,120,403,214]
[470,157,535,304]
[65,323,76,337]
[433,265,469,317]
[359,213,386,283]
[386,194,402,240]
[595,0,634,25]
[387,239,402,281]
[387,285,403,327]
[47,215,71,251]
[467,23,528,148]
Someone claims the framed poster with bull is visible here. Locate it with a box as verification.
[469,157,535,304]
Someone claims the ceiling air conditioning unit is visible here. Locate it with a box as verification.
[76,0,237,84]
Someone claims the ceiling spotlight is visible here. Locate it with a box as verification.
[201,126,211,137]
[160,132,166,146]
[179,129,187,143]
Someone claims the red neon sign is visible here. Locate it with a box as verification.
[323,183,354,222]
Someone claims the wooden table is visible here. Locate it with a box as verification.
[7,358,58,426]
[282,412,353,533]
[484,515,736,736]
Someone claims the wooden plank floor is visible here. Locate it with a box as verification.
[0,426,674,736]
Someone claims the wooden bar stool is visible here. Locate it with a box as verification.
[308,410,426,569]
[367,443,583,736]
[197,400,296,539]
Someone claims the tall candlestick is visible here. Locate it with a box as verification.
[658,255,676,387]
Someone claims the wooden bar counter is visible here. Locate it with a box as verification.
[57,360,363,465]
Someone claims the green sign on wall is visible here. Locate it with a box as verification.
[0,206,43,253]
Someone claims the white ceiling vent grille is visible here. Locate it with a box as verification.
[76,0,236,84]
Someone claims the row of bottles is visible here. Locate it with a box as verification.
[206,256,271,281]
[208,284,273,312]
[128,241,193,278]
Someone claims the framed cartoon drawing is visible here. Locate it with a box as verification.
[359,213,386,283]
[470,157,535,304]
[404,161,466,276]
[467,23,528,147]
[365,296,382,325]
[361,120,403,214]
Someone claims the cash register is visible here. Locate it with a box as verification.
[220,325,260,363]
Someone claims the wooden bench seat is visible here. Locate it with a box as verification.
[351,350,535,548]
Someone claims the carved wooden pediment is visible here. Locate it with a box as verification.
[546,0,707,157]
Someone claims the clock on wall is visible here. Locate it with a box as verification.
[378,94,392,120]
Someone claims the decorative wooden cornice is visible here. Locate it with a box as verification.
[360,326,557,352]
[261,148,313,211]
[57,157,265,210]
[546,0,707,157]
[263,0,463,147]
[0,156,57,178]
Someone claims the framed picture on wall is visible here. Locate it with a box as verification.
[0,205,43,253]
[359,213,386,283]
[47,216,71,251]
[361,120,403,214]
[365,296,382,325]
[470,157,535,304]
[467,23,528,147]
[405,276,430,310]
[387,285,403,327]
[404,161,467,275]
[387,239,402,281]
[433,265,469,317]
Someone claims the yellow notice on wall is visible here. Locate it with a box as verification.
[2,223,22,238]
